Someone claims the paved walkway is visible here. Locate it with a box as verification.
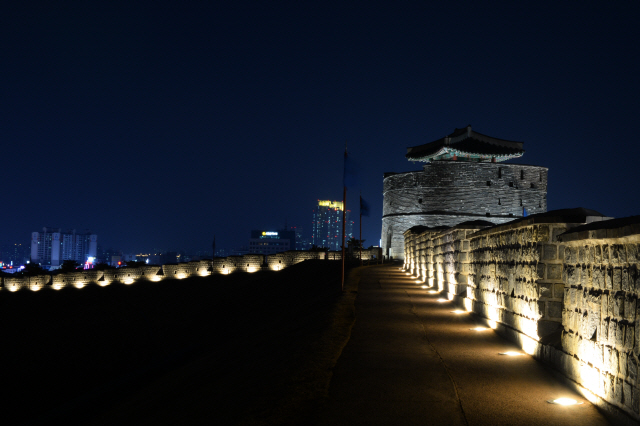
[316,264,612,426]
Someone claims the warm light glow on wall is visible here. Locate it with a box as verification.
[123,278,134,285]
[176,273,187,279]
[31,285,41,292]
[53,283,65,290]
[577,363,602,402]
[74,282,86,289]
[521,335,537,355]
[463,298,472,311]
[150,276,162,282]
[98,281,111,287]
[9,285,18,292]
[247,267,258,273]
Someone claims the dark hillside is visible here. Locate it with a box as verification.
[0,260,351,425]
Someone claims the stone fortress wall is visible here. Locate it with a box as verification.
[403,210,640,420]
[383,161,548,260]
[1,248,381,292]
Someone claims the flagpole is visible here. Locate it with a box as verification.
[359,193,362,266]
[341,144,347,292]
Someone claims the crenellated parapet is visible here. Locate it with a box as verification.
[0,249,382,292]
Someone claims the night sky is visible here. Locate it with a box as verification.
[2,2,639,254]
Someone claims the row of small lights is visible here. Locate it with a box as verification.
[402,267,583,407]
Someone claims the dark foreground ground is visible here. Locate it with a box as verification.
[0,260,359,425]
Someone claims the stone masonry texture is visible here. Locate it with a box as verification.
[382,161,548,260]
[403,213,640,420]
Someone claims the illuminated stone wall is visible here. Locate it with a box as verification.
[468,220,569,341]
[403,211,640,419]
[0,250,379,291]
[557,219,640,417]
[383,162,548,260]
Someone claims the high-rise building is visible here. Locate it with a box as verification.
[248,230,295,255]
[30,227,97,269]
[312,200,354,250]
[288,225,310,250]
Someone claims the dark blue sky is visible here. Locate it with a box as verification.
[2,2,639,253]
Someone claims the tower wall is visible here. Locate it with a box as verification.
[382,161,548,259]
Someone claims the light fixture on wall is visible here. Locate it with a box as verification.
[547,398,582,406]
[498,351,524,356]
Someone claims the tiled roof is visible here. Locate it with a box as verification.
[406,125,525,162]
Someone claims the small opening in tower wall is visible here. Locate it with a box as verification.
[486,181,491,186]
[418,198,422,204]
[540,172,543,182]
[498,168,502,178]
[509,182,513,187]
[520,170,524,180]
[520,199,523,206]
[486,212,490,217]
[530,183,535,188]
[498,198,501,205]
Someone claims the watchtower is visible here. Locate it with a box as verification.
[382,125,548,259]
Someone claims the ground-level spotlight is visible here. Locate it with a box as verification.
[451,310,467,314]
[437,298,449,303]
[470,327,490,331]
[428,290,438,294]
[421,285,428,289]
[547,398,583,406]
[498,351,524,356]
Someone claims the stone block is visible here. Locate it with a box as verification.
[593,343,604,370]
[613,268,623,291]
[627,326,636,352]
[579,246,586,263]
[592,266,603,290]
[602,318,610,344]
[539,283,553,298]
[595,245,602,263]
[618,323,627,350]
[603,244,610,264]
[544,244,557,260]
[604,346,613,372]
[633,386,640,414]
[548,301,563,319]
[606,267,613,290]
[629,354,638,384]
[548,264,561,280]
[586,309,600,340]
[566,265,577,286]
[627,243,638,263]
[536,263,545,281]
[615,294,625,319]
[609,321,617,346]
[612,349,620,376]
[625,381,633,409]
[554,284,564,298]
[621,351,628,378]
[626,297,637,323]
[568,286,576,306]
[623,267,631,292]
